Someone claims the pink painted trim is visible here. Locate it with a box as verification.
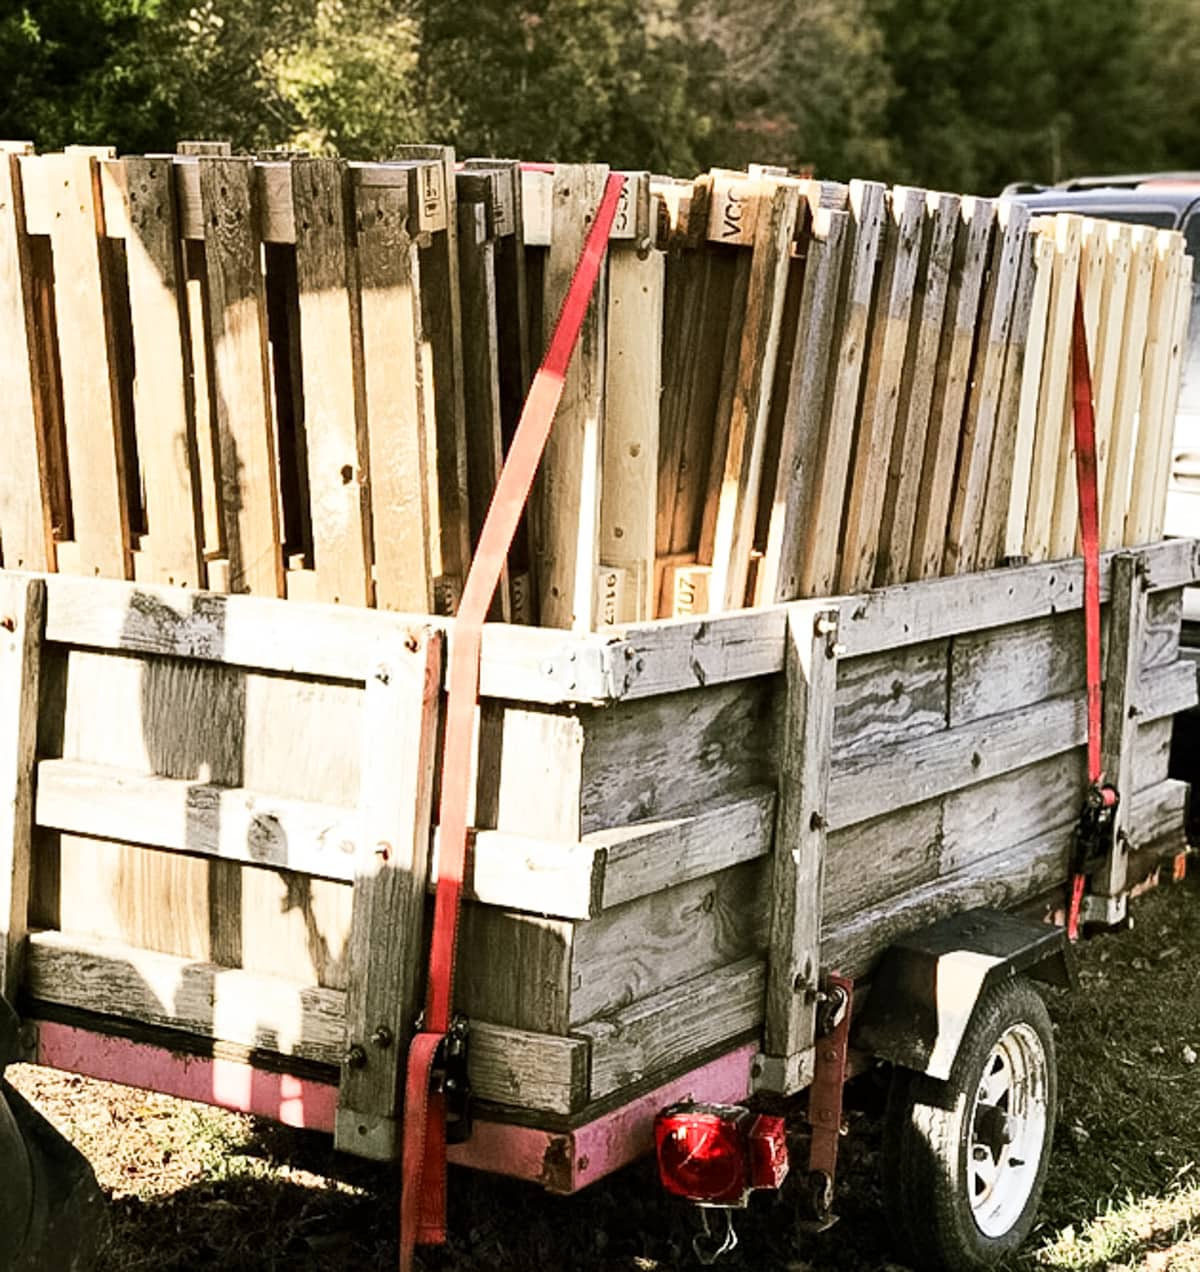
[448,1043,756,1193]
[34,1021,339,1132]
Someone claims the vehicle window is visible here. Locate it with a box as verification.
[1184,205,1200,262]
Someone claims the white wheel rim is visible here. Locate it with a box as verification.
[966,1021,1049,1239]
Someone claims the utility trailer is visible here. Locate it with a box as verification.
[1,536,1196,1269]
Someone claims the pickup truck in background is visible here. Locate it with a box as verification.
[1006,174,1200,834]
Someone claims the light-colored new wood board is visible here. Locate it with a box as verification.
[1091,224,1134,522]
[979,226,1040,566]
[1149,252,1194,540]
[532,164,609,630]
[759,205,848,603]
[0,153,53,572]
[353,174,434,613]
[1103,225,1157,548]
[1048,217,1107,560]
[840,186,925,591]
[600,243,664,621]
[1127,234,1185,545]
[797,179,886,596]
[944,201,1027,574]
[909,196,994,580]
[38,152,131,579]
[113,157,206,588]
[197,157,283,596]
[1023,214,1082,560]
[1003,230,1056,558]
[705,181,802,611]
[875,192,960,586]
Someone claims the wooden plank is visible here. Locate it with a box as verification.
[455,194,509,619]
[467,1024,589,1114]
[34,760,361,882]
[394,145,470,609]
[827,660,1192,832]
[909,196,995,580]
[876,193,960,586]
[1150,253,1194,540]
[1103,225,1157,548]
[116,157,206,588]
[27,929,346,1063]
[600,242,664,621]
[532,164,609,630]
[576,958,764,1101]
[0,576,42,999]
[197,157,283,596]
[39,152,131,578]
[593,787,776,910]
[1094,552,1147,900]
[705,180,802,611]
[834,639,948,754]
[797,180,885,597]
[825,798,942,922]
[979,226,1040,567]
[1003,230,1056,558]
[944,201,1027,574]
[0,152,53,571]
[290,158,372,607]
[1127,234,1185,545]
[759,604,837,1090]
[1092,224,1133,523]
[840,186,925,591]
[353,173,434,613]
[760,206,849,602]
[1024,214,1083,560]
[337,628,440,1157]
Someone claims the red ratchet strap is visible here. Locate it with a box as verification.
[1066,283,1118,942]
[399,171,626,1272]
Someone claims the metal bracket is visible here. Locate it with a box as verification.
[431,1015,472,1145]
[797,972,853,1232]
[1078,891,1128,928]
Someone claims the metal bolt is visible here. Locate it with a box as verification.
[371,1025,394,1049]
[375,664,391,685]
[375,841,391,862]
[0,616,14,633]
[345,1044,367,1070]
[404,633,419,653]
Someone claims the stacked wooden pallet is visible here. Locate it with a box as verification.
[0,144,1190,631]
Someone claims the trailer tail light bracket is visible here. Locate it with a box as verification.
[653,1103,789,1208]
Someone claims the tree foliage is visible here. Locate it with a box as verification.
[2,0,1199,192]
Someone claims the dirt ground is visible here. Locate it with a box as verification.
[11,871,1200,1271]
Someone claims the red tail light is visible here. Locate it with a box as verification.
[654,1103,789,1207]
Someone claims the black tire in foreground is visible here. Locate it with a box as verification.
[882,977,1057,1271]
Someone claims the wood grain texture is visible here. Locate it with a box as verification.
[797,180,885,597]
[1091,224,1133,523]
[760,206,848,602]
[944,201,1027,574]
[0,152,53,571]
[197,157,283,596]
[824,799,942,922]
[833,638,948,755]
[291,158,372,607]
[576,958,763,1100]
[532,164,609,629]
[0,576,42,999]
[761,605,836,1078]
[909,196,994,580]
[601,242,664,621]
[876,192,960,586]
[1149,253,1194,541]
[840,186,925,592]
[337,628,441,1156]
[354,174,434,612]
[119,157,206,588]
[40,152,131,579]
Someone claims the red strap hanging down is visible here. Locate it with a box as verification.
[399,171,626,1272]
[1067,282,1113,942]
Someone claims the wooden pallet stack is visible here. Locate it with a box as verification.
[0,143,1191,633]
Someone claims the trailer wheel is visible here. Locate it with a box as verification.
[882,977,1056,1271]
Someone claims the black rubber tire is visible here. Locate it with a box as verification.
[881,977,1057,1272]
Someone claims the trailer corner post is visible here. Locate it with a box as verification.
[335,625,443,1159]
[754,601,839,1094]
[0,575,42,1003]
[1089,550,1148,913]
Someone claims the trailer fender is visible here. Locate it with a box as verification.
[853,908,1075,1081]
